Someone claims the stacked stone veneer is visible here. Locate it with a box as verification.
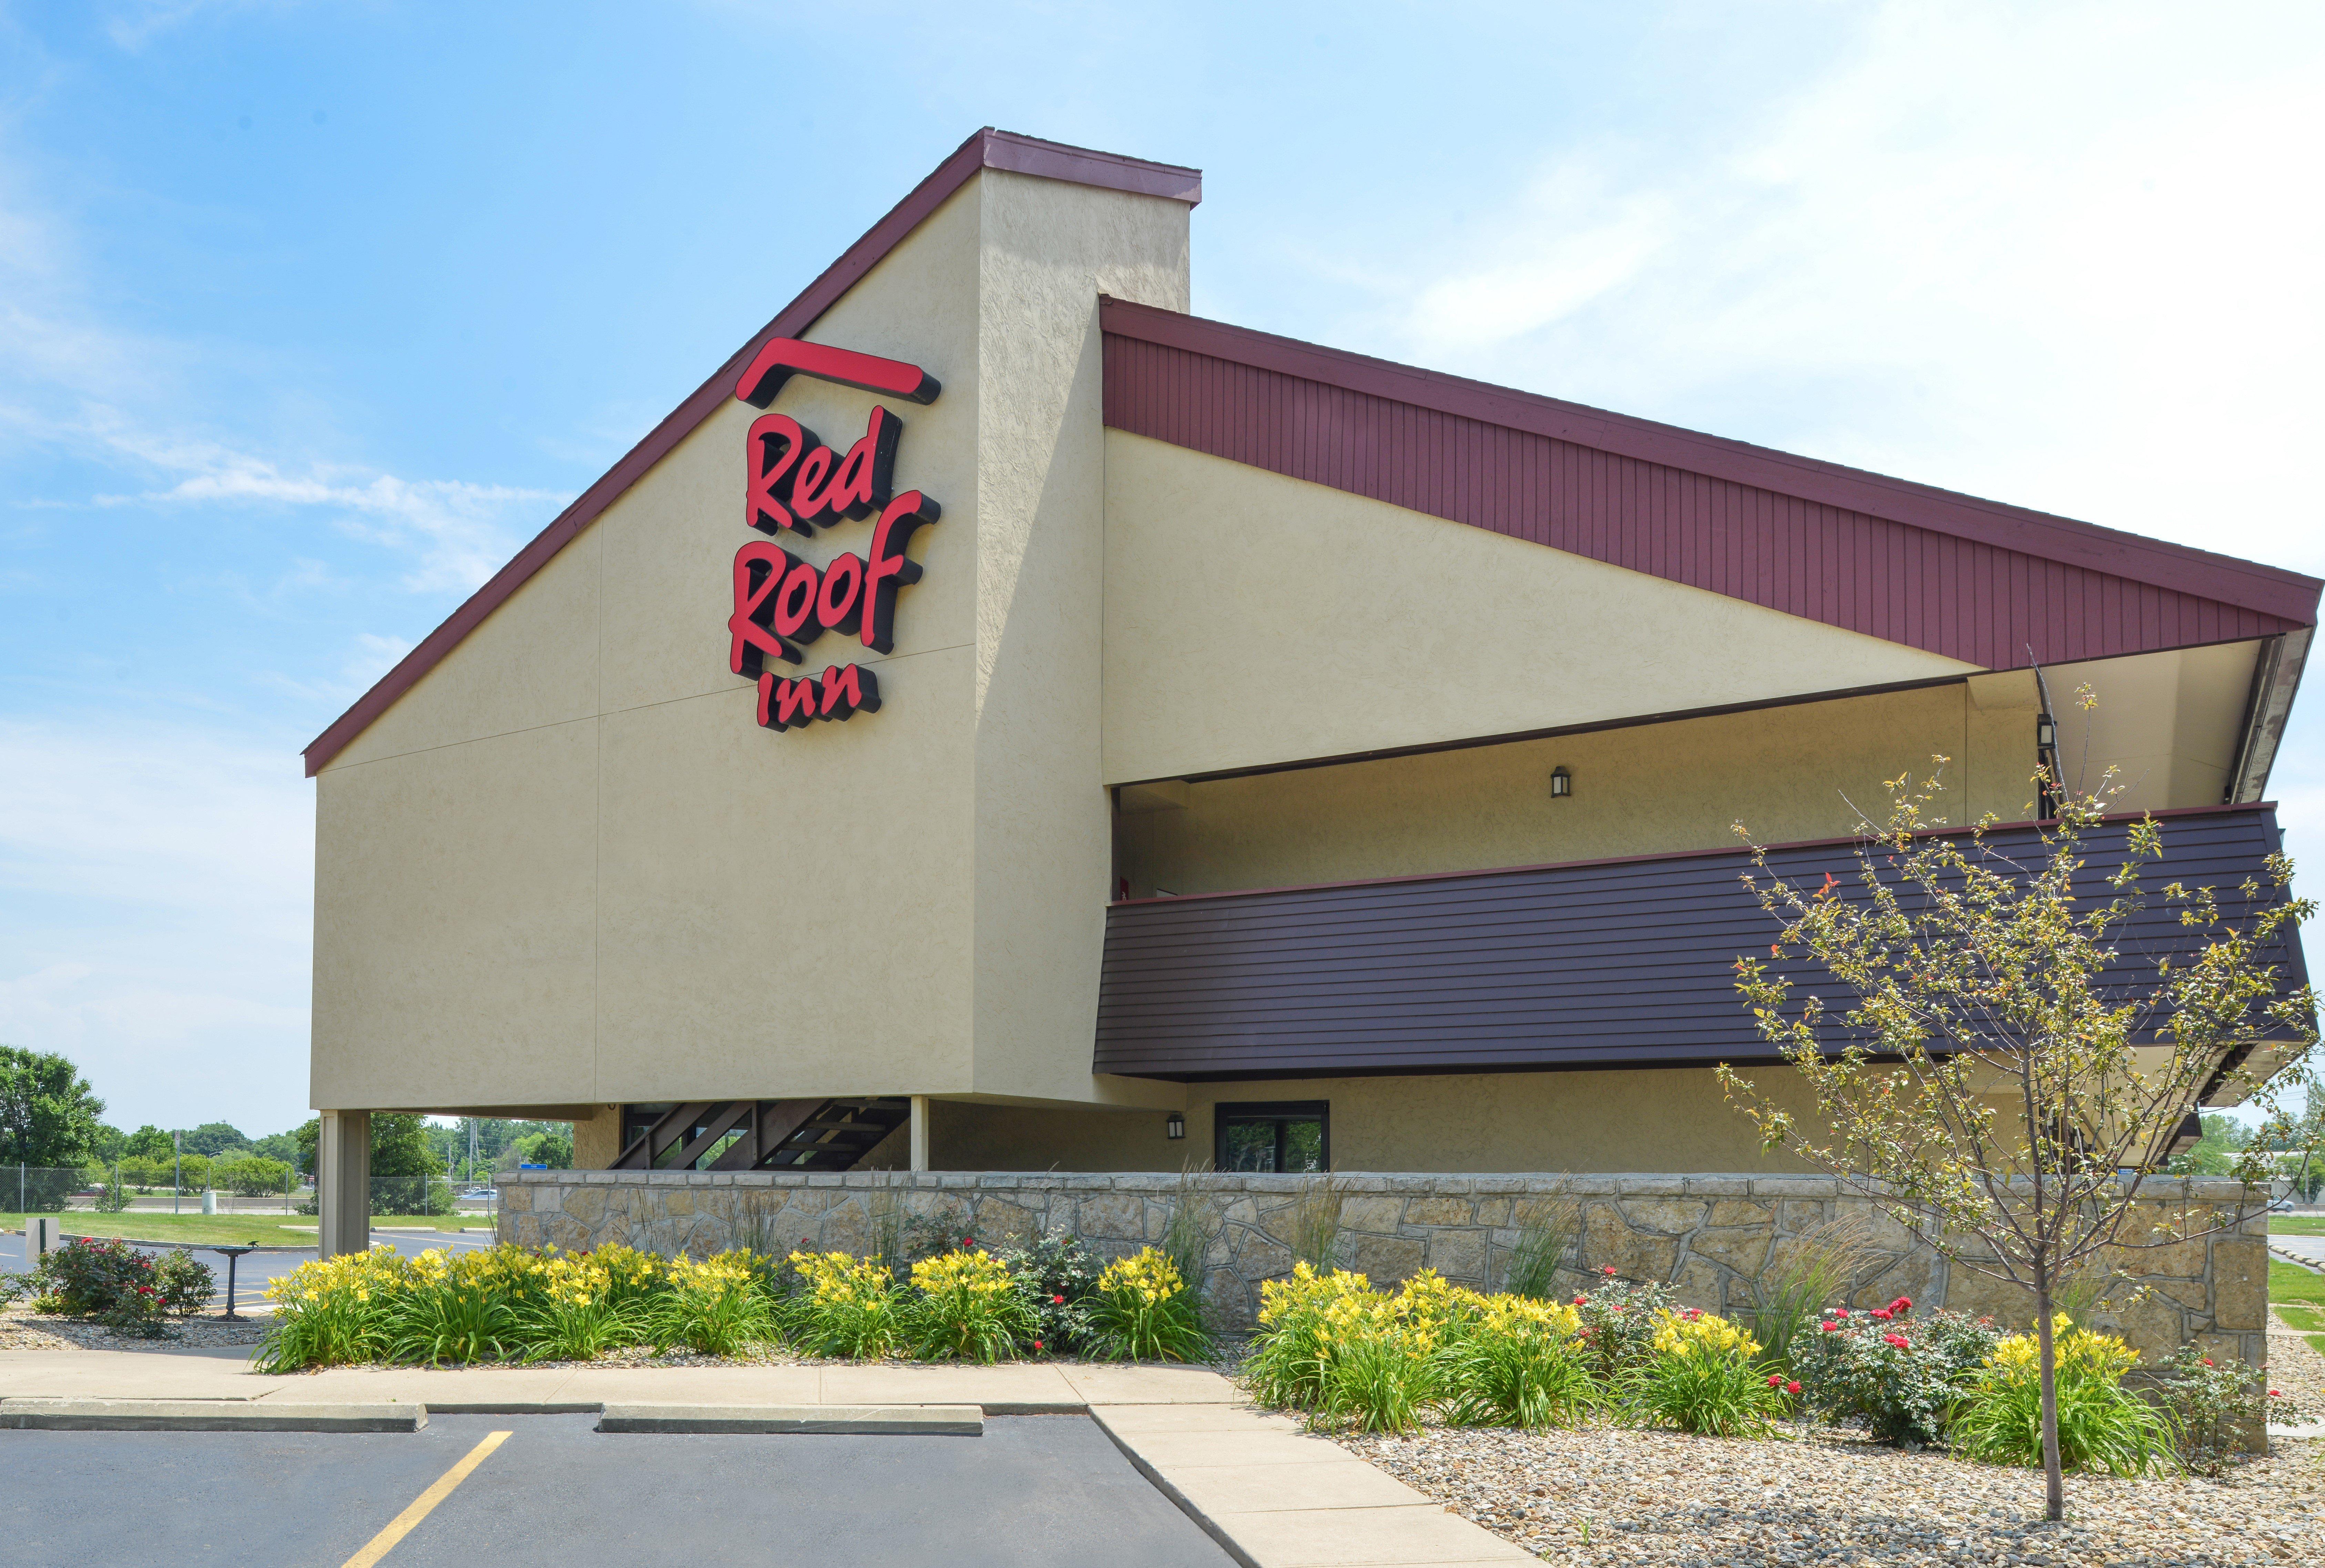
[496,1170,2271,1368]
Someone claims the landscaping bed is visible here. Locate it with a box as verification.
[1339,1422,2323,1567]
[0,1300,272,1351]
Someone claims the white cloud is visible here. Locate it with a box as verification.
[133,458,561,594]
[0,718,315,1135]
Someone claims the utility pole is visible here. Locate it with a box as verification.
[173,1130,182,1216]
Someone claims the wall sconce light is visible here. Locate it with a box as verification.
[2035,713,2057,751]
[1166,1113,1185,1140]
[1550,766,1572,799]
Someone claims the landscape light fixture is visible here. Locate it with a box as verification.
[1550,766,1573,799]
[2036,713,2057,751]
[1166,1113,1186,1140]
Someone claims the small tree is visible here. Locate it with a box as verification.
[1717,752,2317,1521]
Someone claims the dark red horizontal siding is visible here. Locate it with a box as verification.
[1100,304,2319,671]
[1092,807,2308,1080]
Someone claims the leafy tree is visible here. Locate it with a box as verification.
[292,1116,321,1176]
[247,1129,300,1167]
[91,1123,128,1163]
[0,1045,106,1169]
[504,1128,574,1169]
[123,1124,175,1160]
[177,1121,250,1158]
[214,1155,293,1197]
[1719,748,2318,1521]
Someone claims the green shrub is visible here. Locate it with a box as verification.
[1438,1295,1595,1429]
[152,1250,215,1317]
[1086,1248,1212,1363]
[1569,1267,1674,1382]
[997,1232,1099,1356]
[255,1247,404,1371]
[907,1249,1036,1362]
[1789,1298,1999,1446]
[1949,1317,2177,1476]
[784,1250,908,1358]
[2153,1344,2282,1474]
[1622,1308,1788,1437]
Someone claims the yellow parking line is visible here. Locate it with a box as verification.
[340,1429,511,1568]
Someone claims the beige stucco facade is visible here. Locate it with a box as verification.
[306,144,2295,1195]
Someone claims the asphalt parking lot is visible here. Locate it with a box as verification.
[0,1413,1235,1567]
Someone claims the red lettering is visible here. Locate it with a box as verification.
[861,490,939,654]
[827,406,899,521]
[745,414,818,535]
[757,673,821,730]
[728,540,801,677]
[773,559,823,644]
[819,663,880,720]
[816,553,865,636]
[789,444,836,524]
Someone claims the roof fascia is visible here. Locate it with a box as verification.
[304,130,1201,777]
[1099,297,2322,626]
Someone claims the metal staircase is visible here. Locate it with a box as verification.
[610,1097,912,1172]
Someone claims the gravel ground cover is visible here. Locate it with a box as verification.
[2259,1329,2324,1414]
[1337,1423,2322,1567]
[0,1302,273,1351]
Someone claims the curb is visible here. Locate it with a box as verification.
[0,1399,423,1433]
[595,1403,982,1435]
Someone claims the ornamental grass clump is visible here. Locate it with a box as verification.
[519,1249,651,1362]
[1244,1262,1375,1410]
[1624,1306,1789,1437]
[651,1252,776,1356]
[257,1246,412,1371]
[1087,1247,1212,1363]
[1950,1315,2177,1476]
[908,1249,1036,1363]
[380,1246,528,1366]
[1789,1297,1999,1447]
[784,1250,907,1359]
[1438,1294,1595,1430]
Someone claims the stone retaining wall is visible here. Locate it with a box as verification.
[497,1170,2270,1369]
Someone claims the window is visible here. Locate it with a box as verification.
[1214,1101,1329,1173]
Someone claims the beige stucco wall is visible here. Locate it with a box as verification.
[1100,433,1985,786]
[313,167,1191,1114]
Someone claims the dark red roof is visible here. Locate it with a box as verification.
[302,129,1201,777]
[1100,298,2320,670]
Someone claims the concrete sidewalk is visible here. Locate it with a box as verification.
[0,1347,1529,1567]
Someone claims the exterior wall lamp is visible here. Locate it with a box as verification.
[1166,1113,1185,1140]
[1550,766,1572,799]
[2036,713,2057,751]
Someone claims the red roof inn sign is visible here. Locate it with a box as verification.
[725,339,941,733]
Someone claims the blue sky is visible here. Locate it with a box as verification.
[1,1,2319,1138]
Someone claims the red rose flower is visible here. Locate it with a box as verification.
[1889,1297,1911,1312]
[1883,1333,1910,1350]
[1786,1381,1802,1395]
[1034,1340,1044,1352]
[1870,1308,1892,1321]
[1821,1321,1840,1333]
[1767,1373,1783,1386]
[1052,1294,1065,1304]
[1572,1295,1586,1306]
[1602,1266,1617,1276]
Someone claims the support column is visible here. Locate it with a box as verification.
[909,1096,930,1173]
[317,1109,371,1259]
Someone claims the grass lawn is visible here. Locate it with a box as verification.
[3,1213,493,1247]
[2269,1215,2325,1236]
[2271,1258,2325,1354]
